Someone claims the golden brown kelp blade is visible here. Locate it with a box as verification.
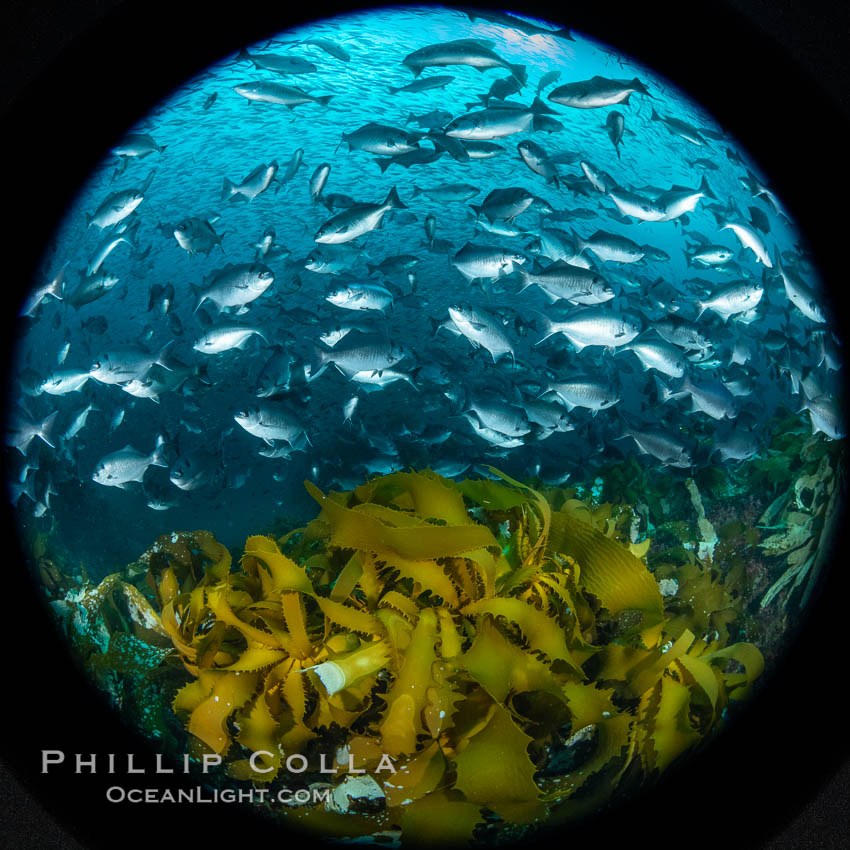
[76,469,764,843]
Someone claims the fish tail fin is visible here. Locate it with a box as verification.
[376,158,393,175]
[530,95,557,115]
[195,361,212,385]
[532,312,555,346]
[694,300,708,320]
[428,316,442,338]
[308,344,329,380]
[388,85,401,95]
[38,411,60,449]
[406,112,416,123]
[633,78,652,97]
[699,175,717,200]
[516,267,534,294]
[150,434,169,468]
[366,263,378,276]
[48,263,69,300]
[571,228,587,254]
[411,184,423,198]
[156,339,175,370]
[552,27,574,40]
[653,374,673,404]
[385,185,407,210]
[509,64,528,85]
[469,203,482,218]
[141,168,157,195]
[315,95,334,107]
[221,177,236,202]
[236,48,252,62]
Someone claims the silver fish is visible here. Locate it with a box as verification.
[314,186,407,244]
[412,182,480,202]
[350,369,419,392]
[446,305,514,363]
[537,306,640,351]
[605,111,625,158]
[401,38,526,79]
[339,123,421,156]
[326,283,394,314]
[221,162,278,203]
[658,374,738,420]
[235,48,317,74]
[576,230,644,264]
[776,255,826,323]
[66,271,120,309]
[169,447,222,491]
[543,378,620,412]
[193,325,268,354]
[518,261,613,305]
[174,216,223,255]
[111,133,166,159]
[310,163,331,202]
[548,76,650,109]
[255,347,293,397]
[89,342,173,385]
[801,393,844,440]
[620,426,691,467]
[470,187,534,223]
[234,403,310,446]
[695,281,764,322]
[389,75,454,95]
[718,220,772,267]
[92,436,167,488]
[63,402,98,441]
[87,227,135,275]
[445,98,553,140]
[19,263,66,317]
[233,81,333,108]
[517,140,559,187]
[87,189,144,229]
[194,263,274,313]
[452,242,525,282]
[619,339,687,377]
[39,369,91,396]
[650,108,706,145]
[310,338,408,379]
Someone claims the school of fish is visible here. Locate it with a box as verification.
[7,6,844,528]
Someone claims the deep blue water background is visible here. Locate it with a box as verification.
[8,4,838,576]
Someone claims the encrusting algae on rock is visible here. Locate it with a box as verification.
[105,468,763,842]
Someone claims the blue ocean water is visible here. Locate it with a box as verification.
[7,4,843,575]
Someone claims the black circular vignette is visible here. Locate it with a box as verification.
[1,1,849,848]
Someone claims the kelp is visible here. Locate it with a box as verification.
[125,470,763,843]
[759,437,844,611]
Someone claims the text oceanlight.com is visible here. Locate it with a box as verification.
[105,786,331,804]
